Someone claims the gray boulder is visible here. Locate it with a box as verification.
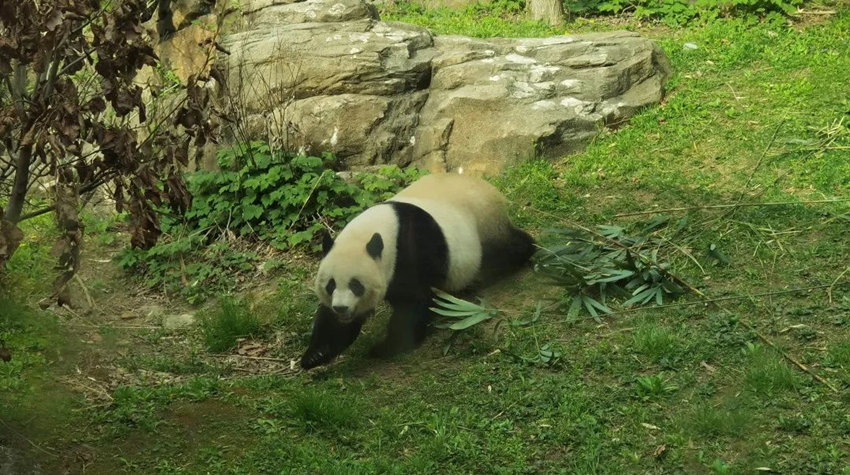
[221,0,671,175]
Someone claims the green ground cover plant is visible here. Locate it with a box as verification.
[115,142,423,302]
[2,8,850,474]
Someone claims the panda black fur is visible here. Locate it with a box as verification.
[300,173,534,369]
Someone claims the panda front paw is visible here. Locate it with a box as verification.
[300,345,334,369]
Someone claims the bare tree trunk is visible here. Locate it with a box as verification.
[529,0,564,26]
[5,144,32,224]
[0,207,24,271]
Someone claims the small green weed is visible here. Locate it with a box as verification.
[293,390,359,431]
[2,213,58,296]
[743,343,800,395]
[116,233,257,304]
[182,142,421,250]
[682,401,749,439]
[777,413,811,434]
[118,142,421,302]
[634,373,678,399]
[81,210,126,246]
[633,322,682,364]
[200,298,263,352]
[826,340,850,369]
[0,298,59,392]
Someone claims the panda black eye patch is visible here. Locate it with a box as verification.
[325,279,336,295]
[349,278,365,297]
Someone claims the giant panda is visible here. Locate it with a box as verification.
[300,173,534,369]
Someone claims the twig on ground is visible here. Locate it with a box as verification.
[739,320,838,393]
[725,120,785,220]
[73,273,95,308]
[209,354,293,363]
[827,266,850,304]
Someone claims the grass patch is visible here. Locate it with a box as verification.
[826,340,850,369]
[632,322,683,364]
[199,298,264,352]
[743,344,801,395]
[380,0,563,38]
[292,390,360,431]
[681,400,750,439]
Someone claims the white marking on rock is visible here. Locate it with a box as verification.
[542,37,573,45]
[515,45,529,53]
[511,81,535,99]
[349,47,362,54]
[529,64,560,82]
[560,79,580,88]
[532,100,557,109]
[409,135,416,145]
[329,3,346,14]
[489,75,501,81]
[349,33,371,43]
[330,127,339,146]
[505,53,536,64]
[560,97,584,108]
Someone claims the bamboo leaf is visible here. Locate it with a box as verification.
[446,312,493,330]
[429,307,478,318]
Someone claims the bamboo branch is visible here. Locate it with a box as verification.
[526,204,845,392]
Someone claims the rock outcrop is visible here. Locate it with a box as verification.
[215,0,671,175]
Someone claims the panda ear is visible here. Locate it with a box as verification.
[321,230,334,256]
[366,233,383,259]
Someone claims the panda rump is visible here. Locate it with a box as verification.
[300,174,534,369]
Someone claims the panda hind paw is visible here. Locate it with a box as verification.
[368,341,407,359]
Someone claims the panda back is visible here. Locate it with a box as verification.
[390,196,482,291]
[393,174,512,243]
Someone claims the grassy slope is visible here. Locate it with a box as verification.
[3,9,850,474]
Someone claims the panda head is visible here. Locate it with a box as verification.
[315,232,387,322]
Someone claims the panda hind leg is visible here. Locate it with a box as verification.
[300,305,365,369]
[370,298,431,359]
[479,226,535,285]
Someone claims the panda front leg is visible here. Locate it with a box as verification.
[300,305,366,369]
[370,297,432,359]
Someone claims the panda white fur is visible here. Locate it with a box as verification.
[300,173,534,369]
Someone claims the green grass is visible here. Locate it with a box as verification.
[200,297,264,352]
[743,344,801,395]
[292,389,360,431]
[680,400,750,439]
[3,9,850,475]
[381,0,564,37]
[633,321,683,364]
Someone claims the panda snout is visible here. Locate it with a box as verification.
[332,305,351,317]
